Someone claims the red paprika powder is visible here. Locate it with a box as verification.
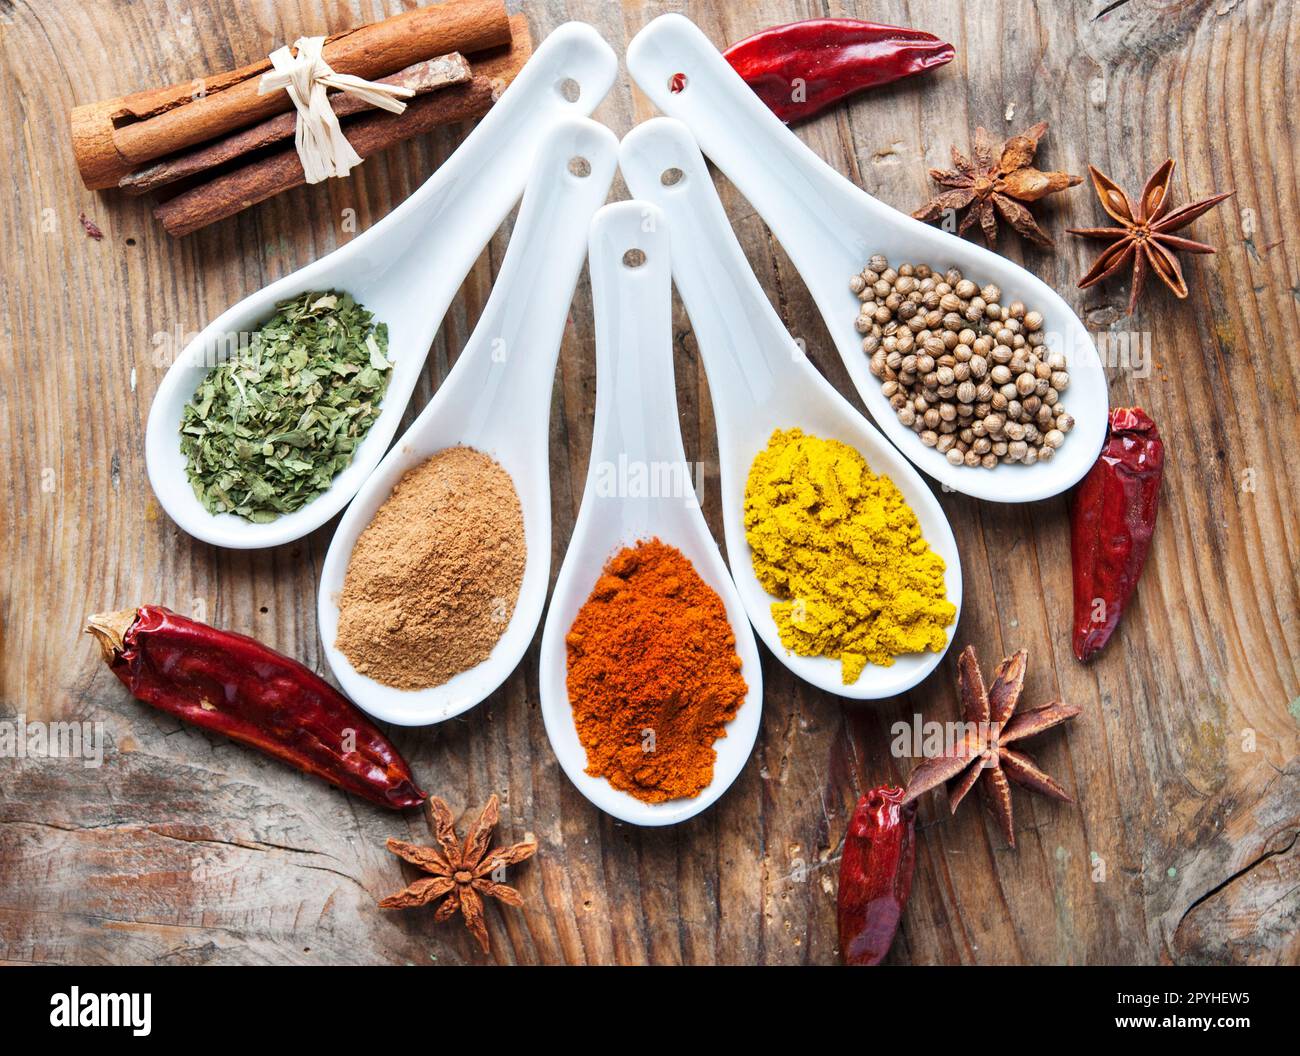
[565,539,748,803]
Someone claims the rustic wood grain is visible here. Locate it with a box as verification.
[1,0,1297,965]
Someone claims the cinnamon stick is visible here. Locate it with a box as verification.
[70,0,510,189]
[119,54,472,196]
[154,16,532,238]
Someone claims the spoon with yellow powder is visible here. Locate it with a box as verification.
[317,117,619,726]
[621,119,961,699]
[537,201,763,824]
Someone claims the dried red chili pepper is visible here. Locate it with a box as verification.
[86,606,425,810]
[724,18,954,124]
[837,784,917,965]
[1070,408,1165,662]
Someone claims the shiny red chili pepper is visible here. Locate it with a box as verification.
[838,784,917,965]
[1070,407,1165,662]
[86,605,425,810]
[724,18,955,124]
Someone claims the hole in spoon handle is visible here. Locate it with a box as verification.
[628,15,800,169]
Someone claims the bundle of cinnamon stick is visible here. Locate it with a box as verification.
[69,0,531,236]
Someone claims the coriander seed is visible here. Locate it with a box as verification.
[849,255,1072,468]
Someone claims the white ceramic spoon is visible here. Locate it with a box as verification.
[626,14,1107,503]
[146,23,619,549]
[317,117,619,726]
[621,118,960,699]
[537,201,763,825]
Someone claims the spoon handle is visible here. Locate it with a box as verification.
[435,117,619,447]
[587,201,687,474]
[381,22,620,310]
[619,118,827,429]
[626,14,884,280]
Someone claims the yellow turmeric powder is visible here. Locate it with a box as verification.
[743,428,955,684]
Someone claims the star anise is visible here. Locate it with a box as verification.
[1068,159,1233,315]
[912,122,1082,248]
[379,794,537,953]
[903,646,1080,848]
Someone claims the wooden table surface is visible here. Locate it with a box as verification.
[2,0,1297,966]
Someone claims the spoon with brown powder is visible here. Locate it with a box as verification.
[318,117,619,726]
[537,201,763,825]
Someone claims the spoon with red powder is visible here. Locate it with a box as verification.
[537,201,763,825]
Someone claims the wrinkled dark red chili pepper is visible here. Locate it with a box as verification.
[838,784,917,965]
[1070,407,1165,662]
[86,605,425,809]
[724,18,955,124]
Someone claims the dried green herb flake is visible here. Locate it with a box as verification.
[180,290,392,523]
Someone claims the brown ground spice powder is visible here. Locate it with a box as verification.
[336,446,524,690]
[565,539,747,803]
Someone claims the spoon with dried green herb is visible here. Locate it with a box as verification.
[143,24,619,549]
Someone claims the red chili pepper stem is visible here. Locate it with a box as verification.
[837,783,917,965]
[724,18,955,124]
[86,606,426,810]
[1069,407,1165,662]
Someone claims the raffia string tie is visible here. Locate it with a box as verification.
[258,36,415,184]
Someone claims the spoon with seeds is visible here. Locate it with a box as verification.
[626,14,1107,502]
